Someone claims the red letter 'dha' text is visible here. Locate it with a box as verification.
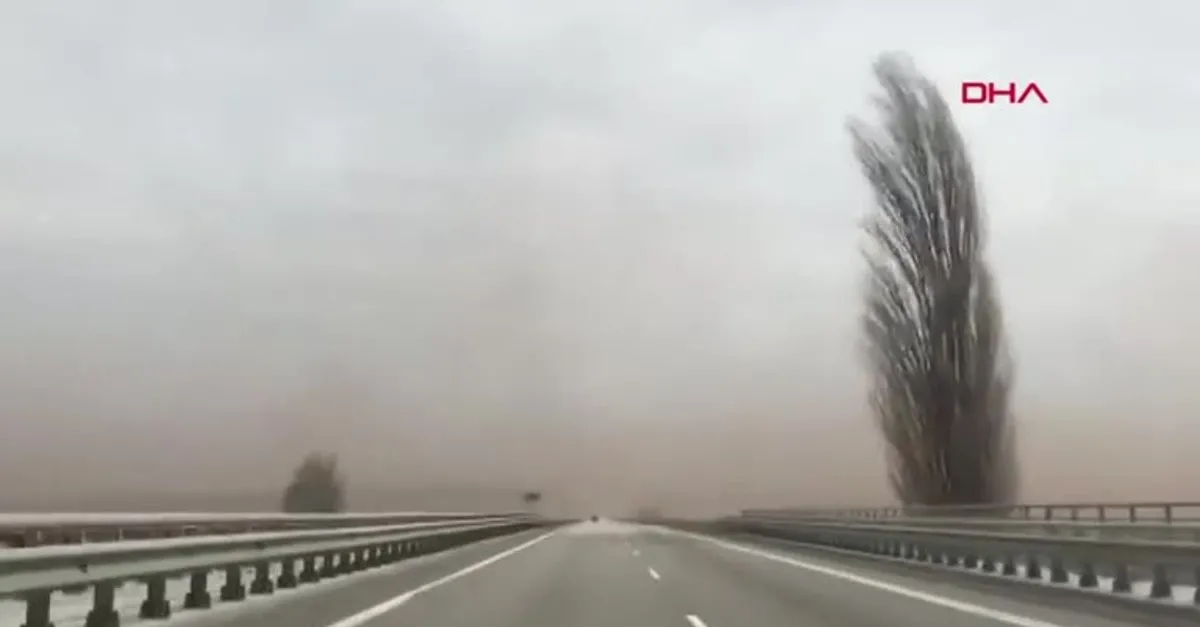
[960,81,1048,105]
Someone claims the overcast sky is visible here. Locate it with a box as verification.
[0,1,1197,509]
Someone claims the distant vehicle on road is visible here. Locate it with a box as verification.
[590,515,599,522]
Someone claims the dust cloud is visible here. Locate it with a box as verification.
[2,2,1199,518]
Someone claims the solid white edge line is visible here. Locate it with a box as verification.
[648,567,661,580]
[322,529,557,627]
[668,528,1066,627]
[685,613,708,627]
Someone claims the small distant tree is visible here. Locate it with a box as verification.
[281,452,346,513]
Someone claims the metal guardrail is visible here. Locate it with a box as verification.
[0,511,532,548]
[696,515,1200,614]
[0,514,554,627]
[742,500,1200,523]
[739,512,1200,542]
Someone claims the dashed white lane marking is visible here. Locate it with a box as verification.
[648,567,661,580]
[685,532,1065,627]
[686,614,708,627]
[633,549,641,556]
[323,530,557,627]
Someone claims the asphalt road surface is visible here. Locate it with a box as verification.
[183,520,1172,627]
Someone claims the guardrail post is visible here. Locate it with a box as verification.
[337,551,355,574]
[1077,561,1098,588]
[382,543,399,563]
[20,590,53,627]
[250,562,274,595]
[85,582,118,627]
[1024,556,1041,579]
[1048,557,1068,583]
[367,546,383,567]
[319,553,337,578]
[300,556,320,583]
[219,566,246,601]
[1149,564,1171,598]
[139,576,171,619]
[183,572,211,608]
[1111,564,1131,593]
[277,559,299,589]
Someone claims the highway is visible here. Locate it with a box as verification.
[124,519,1168,627]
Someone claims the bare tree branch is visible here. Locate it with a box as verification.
[848,52,1017,508]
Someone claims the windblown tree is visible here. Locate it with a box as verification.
[847,53,1017,508]
[281,452,346,513]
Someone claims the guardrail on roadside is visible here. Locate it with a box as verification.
[683,514,1200,614]
[737,511,1200,542]
[0,514,556,627]
[742,500,1200,523]
[0,511,534,548]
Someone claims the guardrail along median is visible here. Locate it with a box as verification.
[737,511,1200,543]
[742,499,1200,524]
[0,511,534,548]
[0,514,554,627]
